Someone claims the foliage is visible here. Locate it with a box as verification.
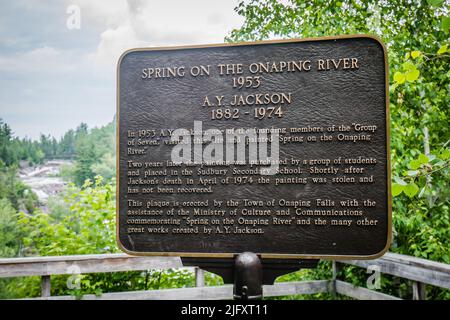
[18,176,116,256]
[0,117,115,177]
[0,164,39,213]
[0,118,45,166]
[72,121,116,186]
[1,177,216,299]
[90,152,116,181]
[0,198,23,257]
[0,117,103,167]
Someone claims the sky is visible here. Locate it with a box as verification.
[0,0,244,140]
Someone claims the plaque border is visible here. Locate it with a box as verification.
[116,34,392,260]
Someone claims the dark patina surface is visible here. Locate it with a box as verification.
[117,36,390,259]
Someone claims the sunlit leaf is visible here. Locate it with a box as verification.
[402,61,415,71]
[437,44,448,55]
[404,183,419,198]
[405,69,420,82]
[409,159,421,170]
[394,71,406,84]
[440,148,450,160]
[411,51,421,59]
[418,153,429,164]
[392,183,404,196]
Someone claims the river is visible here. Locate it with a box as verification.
[19,160,73,203]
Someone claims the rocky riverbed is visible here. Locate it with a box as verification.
[19,160,72,203]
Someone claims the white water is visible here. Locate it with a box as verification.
[19,160,72,202]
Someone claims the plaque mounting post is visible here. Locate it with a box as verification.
[233,252,263,300]
[181,255,319,300]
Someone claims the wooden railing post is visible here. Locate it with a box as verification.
[412,281,426,300]
[195,267,205,287]
[331,261,342,299]
[41,275,51,297]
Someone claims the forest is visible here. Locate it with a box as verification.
[0,0,448,299]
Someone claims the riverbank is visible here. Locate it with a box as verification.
[18,160,73,203]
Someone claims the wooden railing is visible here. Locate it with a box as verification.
[0,252,448,300]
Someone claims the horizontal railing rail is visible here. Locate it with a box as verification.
[337,252,450,300]
[0,252,448,300]
[0,254,183,278]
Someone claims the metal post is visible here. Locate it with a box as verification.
[233,252,263,300]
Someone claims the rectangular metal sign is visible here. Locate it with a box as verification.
[117,35,391,259]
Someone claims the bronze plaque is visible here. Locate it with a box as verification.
[117,35,391,259]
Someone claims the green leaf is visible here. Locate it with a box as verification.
[392,183,404,197]
[418,186,426,198]
[404,183,419,198]
[437,44,448,55]
[418,175,427,187]
[405,69,420,82]
[427,0,444,5]
[440,148,450,160]
[394,176,407,186]
[406,170,419,177]
[442,17,450,32]
[394,71,406,84]
[409,159,421,169]
[418,153,429,164]
[402,61,415,71]
[411,51,421,59]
